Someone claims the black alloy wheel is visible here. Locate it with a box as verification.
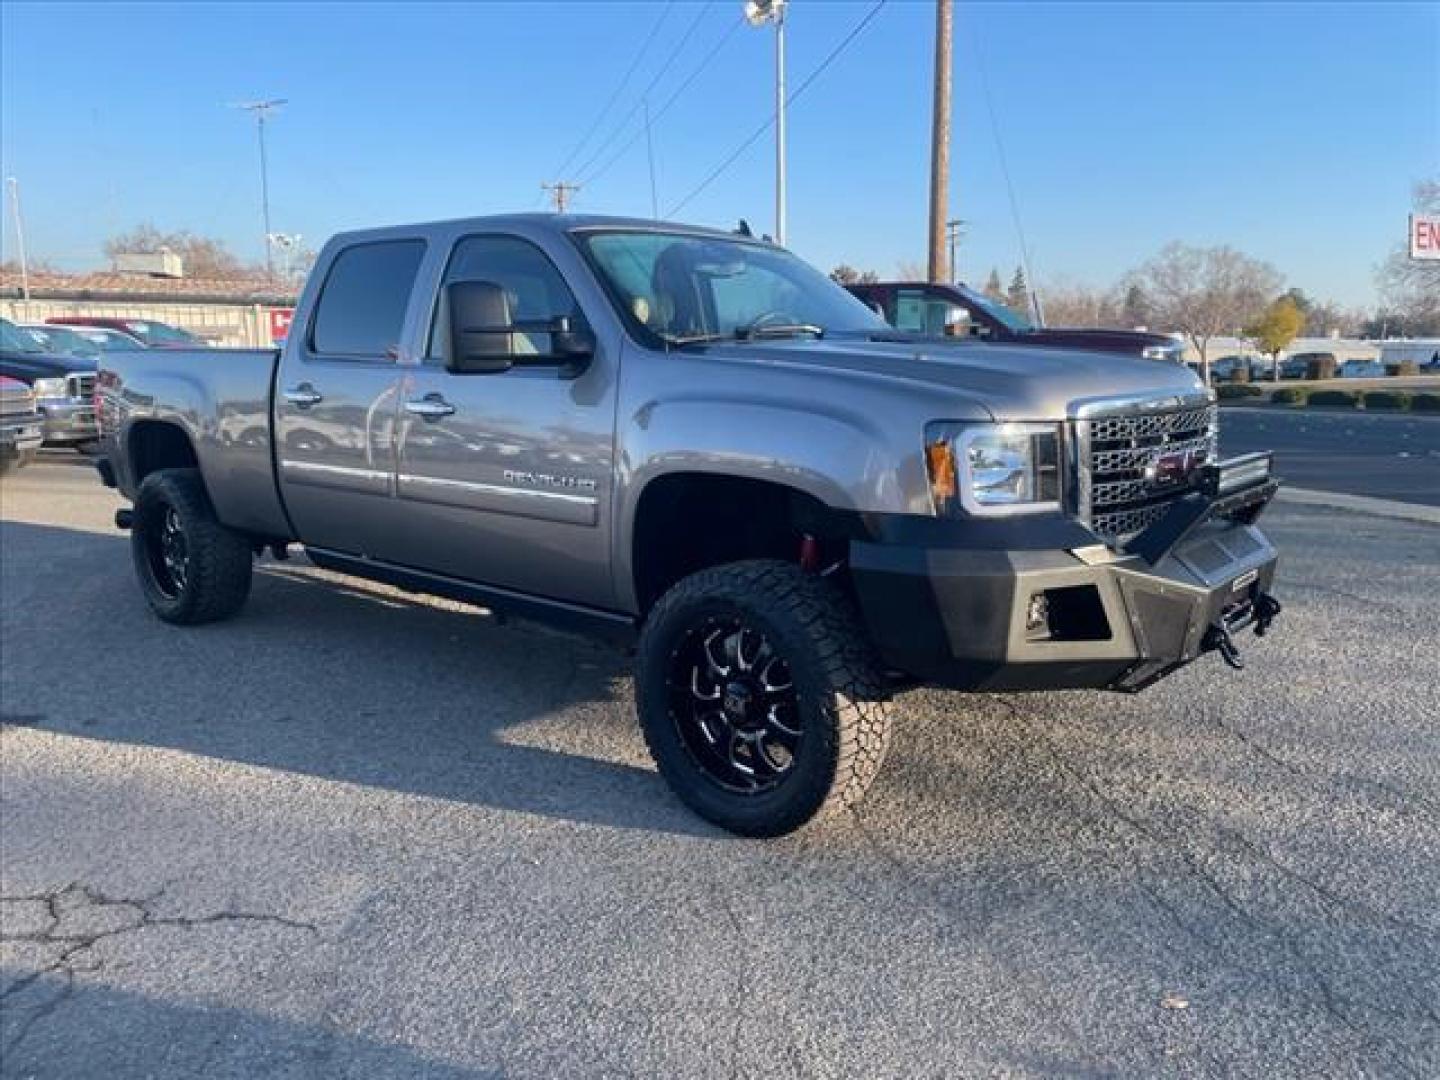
[669,617,803,794]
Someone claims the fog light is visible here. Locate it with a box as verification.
[1025,591,1050,634]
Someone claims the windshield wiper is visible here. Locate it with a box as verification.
[734,322,825,341]
[666,332,731,347]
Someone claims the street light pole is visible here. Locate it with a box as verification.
[745,0,787,246]
[774,2,787,247]
[6,177,30,301]
[234,99,287,280]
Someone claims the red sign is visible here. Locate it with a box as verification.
[268,307,295,342]
[1411,214,1440,261]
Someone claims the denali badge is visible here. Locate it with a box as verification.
[1146,448,1203,489]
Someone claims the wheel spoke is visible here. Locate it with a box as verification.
[690,666,721,703]
[726,731,757,781]
[752,732,795,776]
[758,654,792,694]
[765,704,801,740]
[702,629,732,678]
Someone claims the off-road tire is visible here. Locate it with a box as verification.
[131,468,252,625]
[637,560,893,837]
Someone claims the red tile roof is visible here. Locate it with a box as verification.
[1,269,298,304]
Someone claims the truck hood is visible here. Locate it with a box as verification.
[0,350,97,382]
[693,336,1207,421]
[1016,327,1177,354]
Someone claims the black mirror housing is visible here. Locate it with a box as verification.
[445,280,595,377]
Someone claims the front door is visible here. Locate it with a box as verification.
[382,233,617,609]
[274,237,426,556]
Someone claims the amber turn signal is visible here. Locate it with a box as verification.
[925,439,958,513]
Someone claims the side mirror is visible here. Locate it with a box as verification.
[446,280,596,377]
[447,280,517,374]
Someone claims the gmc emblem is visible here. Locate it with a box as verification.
[1146,448,1203,488]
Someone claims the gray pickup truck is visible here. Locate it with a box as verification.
[95,214,1281,836]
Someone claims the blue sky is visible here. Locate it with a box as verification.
[1,1,1435,306]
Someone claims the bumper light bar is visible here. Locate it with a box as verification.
[1198,452,1273,499]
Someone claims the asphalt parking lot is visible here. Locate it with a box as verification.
[1221,408,1440,507]
[3,455,1439,1079]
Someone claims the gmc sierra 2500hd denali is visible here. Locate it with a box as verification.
[95,214,1281,837]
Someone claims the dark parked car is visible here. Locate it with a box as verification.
[46,316,204,349]
[0,318,99,448]
[846,281,1187,363]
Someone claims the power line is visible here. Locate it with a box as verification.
[572,1,722,186]
[578,13,745,192]
[666,0,888,221]
[966,16,1042,324]
[550,1,676,182]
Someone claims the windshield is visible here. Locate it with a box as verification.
[81,330,145,351]
[0,319,47,353]
[124,320,199,345]
[580,230,887,344]
[954,284,1033,333]
[24,326,100,357]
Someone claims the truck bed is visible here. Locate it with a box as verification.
[99,346,290,539]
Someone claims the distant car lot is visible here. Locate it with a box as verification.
[2,458,1437,1079]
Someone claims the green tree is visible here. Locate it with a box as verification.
[983,267,1005,302]
[1121,283,1152,328]
[1247,295,1304,383]
[1006,266,1030,317]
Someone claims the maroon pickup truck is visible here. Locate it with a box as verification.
[846,281,1186,364]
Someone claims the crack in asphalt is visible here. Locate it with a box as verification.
[0,882,318,1059]
[993,696,1435,1077]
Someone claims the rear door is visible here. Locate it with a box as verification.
[274,237,426,555]
[380,231,617,609]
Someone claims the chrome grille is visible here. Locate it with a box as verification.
[1075,398,1217,541]
[67,373,97,400]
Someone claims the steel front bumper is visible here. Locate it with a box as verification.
[850,466,1281,693]
[35,395,98,445]
[1,415,45,456]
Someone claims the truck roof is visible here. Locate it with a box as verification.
[326,212,748,248]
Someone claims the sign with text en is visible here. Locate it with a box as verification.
[1411,214,1440,261]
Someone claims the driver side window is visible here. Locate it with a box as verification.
[427,235,584,364]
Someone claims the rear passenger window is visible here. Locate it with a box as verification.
[310,240,425,358]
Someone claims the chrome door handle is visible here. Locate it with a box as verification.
[283,384,323,408]
[404,395,456,421]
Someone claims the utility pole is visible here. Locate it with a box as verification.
[945,218,965,284]
[927,0,953,283]
[6,177,30,301]
[745,0,787,246]
[541,182,581,213]
[234,99,287,280]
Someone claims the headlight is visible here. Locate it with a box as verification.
[31,377,68,397]
[925,423,1062,516]
[1142,343,1185,363]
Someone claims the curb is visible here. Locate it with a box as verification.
[1276,487,1440,526]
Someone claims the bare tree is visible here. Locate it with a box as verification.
[829,264,878,285]
[1036,281,1125,328]
[896,260,927,281]
[1374,179,1440,337]
[1129,243,1281,384]
[103,224,264,280]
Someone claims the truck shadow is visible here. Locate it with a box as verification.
[0,520,714,839]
